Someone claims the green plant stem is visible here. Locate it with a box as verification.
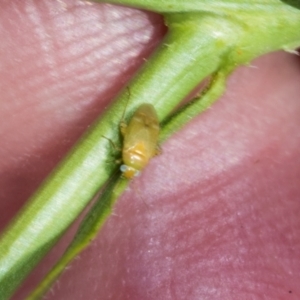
[26,68,228,299]
[160,71,228,141]
[1,2,300,299]
[26,172,127,300]
[0,15,229,300]
[93,0,300,15]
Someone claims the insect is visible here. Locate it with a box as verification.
[119,103,160,179]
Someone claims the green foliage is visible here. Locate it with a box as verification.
[1,1,300,299]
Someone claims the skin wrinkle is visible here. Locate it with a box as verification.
[1,1,300,299]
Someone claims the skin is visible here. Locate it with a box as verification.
[0,1,299,299]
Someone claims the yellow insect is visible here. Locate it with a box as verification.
[120,103,160,179]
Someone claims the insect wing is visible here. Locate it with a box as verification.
[124,104,159,159]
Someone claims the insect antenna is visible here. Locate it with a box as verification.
[102,135,119,151]
[120,87,131,122]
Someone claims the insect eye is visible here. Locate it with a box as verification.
[120,164,139,179]
[120,164,128,173]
